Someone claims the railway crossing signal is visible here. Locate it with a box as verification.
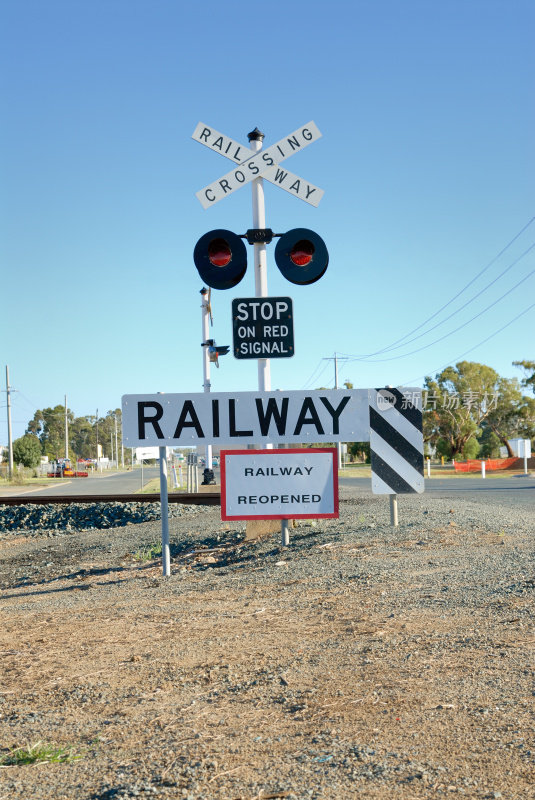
[193,229,247,290]
[194,227,329,289]
[274,228,328,285]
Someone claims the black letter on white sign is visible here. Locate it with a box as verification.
[293,397,324,436]
[320,396,350,434]
[229,400,253,437]
[255,397,289,436]
[138,402,164,440]
[173,401,204,438]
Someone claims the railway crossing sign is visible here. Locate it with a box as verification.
[192,121,324,209]
[232,296,294,359]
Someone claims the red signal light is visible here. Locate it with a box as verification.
[290,240,314,266]
[194,229,247,290]
[208,239,232,267]
[275,228,328,285]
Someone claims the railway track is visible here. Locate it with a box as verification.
[0,493,221,506]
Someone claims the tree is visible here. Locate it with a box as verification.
[424,361,525,458]
[347,442,370,462]
[70,416,96,460]
[513,360,535,396]
[12,435,42,468]
[485,376,527,455]
[27,405,73,460]
[478,425,502,459]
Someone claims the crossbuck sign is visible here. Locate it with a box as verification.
[192,121,324,209]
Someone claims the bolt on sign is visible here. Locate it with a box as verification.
[232,297,294,359]
[220,448,338,520]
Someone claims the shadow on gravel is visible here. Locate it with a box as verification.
[1,577,129,600]
[2,565,141,597]
[165,524,346,572]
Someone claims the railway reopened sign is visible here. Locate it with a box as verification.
[122,389,369,448]
[220,448,338,520]
[232,297,294,359]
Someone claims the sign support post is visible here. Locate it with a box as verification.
[159,445,171,576]
[248,128,271,397]
[389,494,398,527]
[200,288,213,472]
[281,518,290,547]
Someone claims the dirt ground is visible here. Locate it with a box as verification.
[0,505,534,799]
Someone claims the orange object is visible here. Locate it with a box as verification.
[454,457,517,472]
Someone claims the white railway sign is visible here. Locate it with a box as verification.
[122,389,369,448]
[192,121,324,209]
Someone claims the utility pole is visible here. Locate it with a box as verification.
[323,353,349,470]
[5,366,14,479]
[64,395,69,460]
[114,414,119,470]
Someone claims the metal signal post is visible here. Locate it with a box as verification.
[248,128,272,397]
[200,287,213,473]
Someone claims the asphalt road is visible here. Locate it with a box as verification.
[339,475,535,508]
[29,468,161,496]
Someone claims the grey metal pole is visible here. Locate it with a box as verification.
[389,494,398,526]
[114,414,119,470]
[200,288,213,472]
[334,354,342,470]
[281,518,290,547]
[5,366,13,479]
[95,408,99,465]
[159,446,171,576]
[64,394,68,460]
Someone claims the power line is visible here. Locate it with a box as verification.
[340,266,535,363]
[351,242,535,359]
[301,359,331,389]
[402,300,535,385]
[341,215,535,360]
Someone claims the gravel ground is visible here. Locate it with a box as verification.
[0,486,533,799]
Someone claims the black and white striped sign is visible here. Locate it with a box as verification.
[369,388,424,494]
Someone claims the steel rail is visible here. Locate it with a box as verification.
[0,493,221,507]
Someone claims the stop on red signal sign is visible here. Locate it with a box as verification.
[232,296,294,360]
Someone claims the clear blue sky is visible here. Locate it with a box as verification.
[2,0,534,441]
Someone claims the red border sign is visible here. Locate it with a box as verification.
[220,447,338,521]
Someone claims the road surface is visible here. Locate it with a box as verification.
[28,468,161,496]
[339,475,535,508]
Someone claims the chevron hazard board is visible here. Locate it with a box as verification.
[369,388,424,494]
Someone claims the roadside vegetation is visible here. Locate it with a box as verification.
[2,360,534,482]
[0,741,82,766]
